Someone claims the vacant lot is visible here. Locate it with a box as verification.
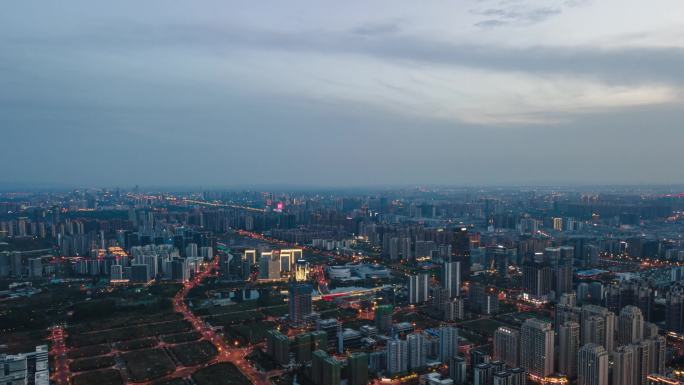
[152,379,187,385]
[116,337,158,351]
[72,368,123,385]
[192,363,251,385]
[161,331,201,344]
[170,341,218,366]
[122,348,176,382]
[68,344,111,359]
[69,319,191,347]
[224,321,275,345]
[69,355,115,372]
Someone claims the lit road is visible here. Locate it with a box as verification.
[174,257,272,385]
[50,326,71,385]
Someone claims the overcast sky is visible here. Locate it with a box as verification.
[2,1,684,188]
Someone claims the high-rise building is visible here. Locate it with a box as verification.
[612,345,635,385]
[386,338,408,375]
[439,326,459,363]
[449,356,467,385]
[577,343,609,385]
[666,291,684,333]
[522,262,552,298]
[473,363,494,385]
[348,352,368,385]
[493,327,520,368]
[289,282,313,326]
[110,264,123,281]
[312,350,327,385]
[375,305,393,334]
[266,330,290,365]
[558,321,580,379]
[244,249,257,266]
[295,259,309,282]
[581,316,606,349]
[408,273,429,304]
[619,306,644,345]
[443,261,461,298]
[444,298,465,321]
[322,356,342,385]
[520,318,554,377]
[0,345,48,385]
[295,333,313,363]
[469,283,500,315]
[581,305,616,353]
[407,332,427,370]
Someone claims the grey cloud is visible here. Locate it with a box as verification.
[8,20,681,89]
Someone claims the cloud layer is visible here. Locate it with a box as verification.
[1,0,684,187]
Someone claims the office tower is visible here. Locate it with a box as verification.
[443,260,461,298]
[581,305,616,353]
[558,321,580,379]
[522,262,552,298]
[520,318,554,377]
[578,343,609,385]
[439,326,459,363]
[386,338,408,375]
[493,327,520,368]
[449,356,467,385]
[488,246,510,278]
[295,333,313,363]
[451,227,471,277]
[295,259,309,282]
[266,330,290,365]
[0,345,48,385]
[289,282,313,326]
[375,305,393,334]
[408,273,429,304]
[619,306,644,345]
[612,345,635,385]
[348,352,368,385]
[473,363,494,385]
[408,332,427,370]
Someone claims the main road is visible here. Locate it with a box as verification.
[49,326,71,385]
[174,257,272,385]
